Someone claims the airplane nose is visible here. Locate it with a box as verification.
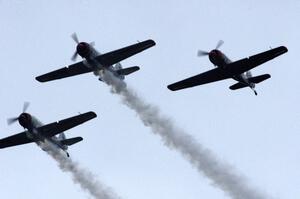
[209,50,216,62]
[76,42,90,57]
[18,113,31,129]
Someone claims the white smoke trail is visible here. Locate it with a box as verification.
[101,71,271,199]
[39,140,120,199]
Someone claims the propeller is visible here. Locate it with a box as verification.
[71,33,80,61]
[197,50,209,57]
[215,40,224,50]
[197,40,224,57]
[7,102,30,126]
[7,117,18,125]
[23,102,30,113]
[89,41,95,46]
[71,32,79,44]
[70,33,95,61]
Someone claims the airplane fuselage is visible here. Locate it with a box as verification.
[77,42,124,80]
[19,113,69,155]
[208,49,256,92]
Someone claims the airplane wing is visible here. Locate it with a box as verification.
[167,68,231,91]
[95,39,156,66]
[226,46,288,75]
[36,61,92,82]
[37,111,97,138]
[0,132,33,149]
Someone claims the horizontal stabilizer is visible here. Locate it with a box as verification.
[248,74,271,83]
[116,66,140,76]
[61,137,83,146]
[229,82,248,90]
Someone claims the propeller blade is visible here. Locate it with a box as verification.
[71,51,78,61]
[89,41,95,46]
[215,40,224,49]
[197,50,209,57]
[71,33,79,44]
[7,117,18,125]
[23,102,30,113]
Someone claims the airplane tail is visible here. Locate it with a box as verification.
[245,71,253,78]
[248,74,271,84]
[58,133,66,140]
[111,63,139,79]
[229,74,271,92]
[116,66,140,76]
[61,137,83,146]
[229,82,248,90]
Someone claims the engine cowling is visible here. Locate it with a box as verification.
[76,42,90,58]
[18,113,32,129]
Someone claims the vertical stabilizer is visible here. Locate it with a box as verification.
[58,133,66,140]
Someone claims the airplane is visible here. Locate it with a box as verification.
[36,33,156,82]
[167,41,288,95]
[0,102,97,157]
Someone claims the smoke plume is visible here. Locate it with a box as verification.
[100,71,270,199]
[39,140,120,199]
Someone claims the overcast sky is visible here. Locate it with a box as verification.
[0,1,299,199]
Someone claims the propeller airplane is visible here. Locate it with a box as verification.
[36,33,155,82]
[1,103,97,157]
[168,41,288,95]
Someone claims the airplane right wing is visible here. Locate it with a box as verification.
[36,61,92,82]
[37,111,97,138]
[0,131,33,149]
[167,68,231,91]
[226,46,288,75]
[95,40,156,67]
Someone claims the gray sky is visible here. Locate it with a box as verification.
[0,0,299,198]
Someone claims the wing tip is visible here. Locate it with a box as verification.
[35,76,46,82]
[167,84,177,91]
[134,66,140,72]
[145,39,156,47]
[131,66,140,71]
[279,46,288,53]
[87,111,97,119]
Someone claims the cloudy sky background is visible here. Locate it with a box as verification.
[0,1,299,198]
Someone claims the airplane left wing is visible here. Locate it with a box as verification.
[226,46,288,75]
[95,39,156,67]
[167,68,231,91]
[36,61,92,82]
[0,132,33,149]
[37,111,97,138]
